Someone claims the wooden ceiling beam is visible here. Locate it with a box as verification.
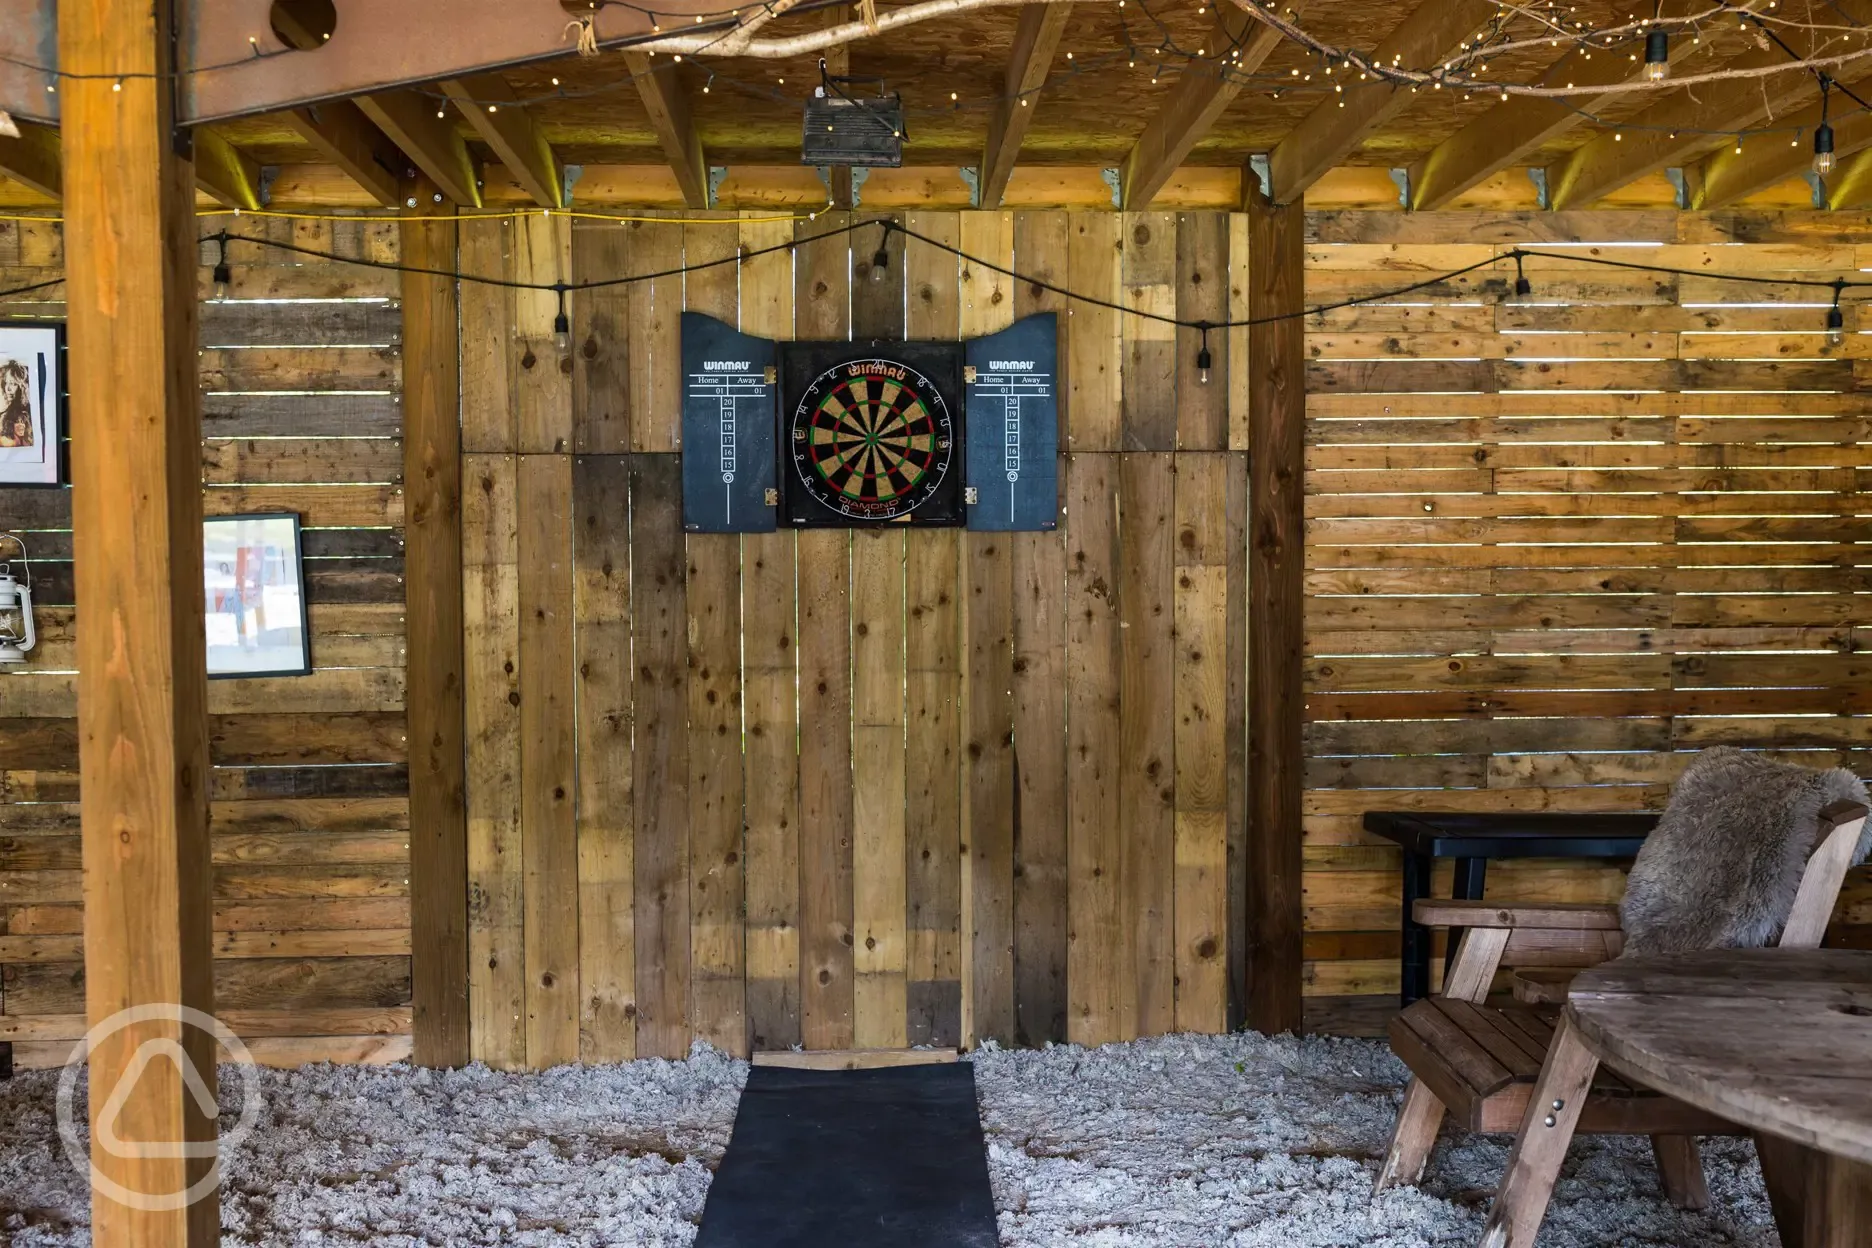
[980,2,1074,208]
[1686,75,1872,209]
[1119,7,1285,210]
[355,91,483,209]
[1261,0,1495,205]
[621,52,709,210]
[1409,8,1706,212]
[282,100,405,208]
[193,127,265,211]
[441,76,564,209]
[0,118,60,200]
[1540,4,1872,211]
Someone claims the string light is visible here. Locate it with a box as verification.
[1643,28,1669,81]
[1815,79,1837,177]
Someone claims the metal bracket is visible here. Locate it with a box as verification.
[1388,167,1411,209]
[1665,167,1689,210]
[707,165,729,208]
[1527,166,1550,211]
[958,166,982,208]
[851,166,870,206]
[256,164,278,207]
[1803,169,1827,209]
[562,163,585,207]
[1249,154,1273,202]
[1100,167,1122,208]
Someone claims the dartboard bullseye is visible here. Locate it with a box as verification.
[788,358,956,521]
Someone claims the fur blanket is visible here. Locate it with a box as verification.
[1619,747,1871,956]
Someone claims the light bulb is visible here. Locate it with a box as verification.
[1195,344,1212,385]
[871,247,890,282]
[1827,304,1845,348]
[1643,30,1669,81]
[212,261,231,301]
[553,310,572,356]
[1814,123,1837,177]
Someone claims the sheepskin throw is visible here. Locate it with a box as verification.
[1619,747,1871,956]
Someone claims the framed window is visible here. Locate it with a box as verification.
[203,513,312,678]
[0,322,64,487]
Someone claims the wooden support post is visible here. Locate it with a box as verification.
[401,182,470,1066]
[60,0,218,1239]
[1244,187,1305,1035]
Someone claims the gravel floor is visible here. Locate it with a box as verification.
[0,1033,1780,1246]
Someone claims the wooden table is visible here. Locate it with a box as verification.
[1569,949,1872,1247]
[1362,811,1655,1004]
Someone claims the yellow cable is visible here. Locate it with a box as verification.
[0,206,821,225]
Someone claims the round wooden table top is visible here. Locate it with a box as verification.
[1567,948,1872,1165]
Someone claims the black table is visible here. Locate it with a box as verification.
[1362,811,1656,1005]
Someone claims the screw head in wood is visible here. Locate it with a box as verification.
[1543,1115,1557,1127]
[1552,1099,1565,1110]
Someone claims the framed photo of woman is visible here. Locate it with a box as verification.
[0,322,64,487]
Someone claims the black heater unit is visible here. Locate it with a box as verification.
[802,77,905,167]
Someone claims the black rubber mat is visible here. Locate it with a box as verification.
[695,1061,999,1248]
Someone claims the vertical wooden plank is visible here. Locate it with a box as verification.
[1223,451,1251,1029]
[628,214,685,452]
[1121,211,1178,452]
[742,530,801,1051]
[571,223,631,454]
[1173,453,1230,1034]
[1246,190,1306,1035]
[794,213,855,1050]
[739,212,800,1051]
[1227,213,1250,454]
[1176,211,1230,452]
[1067,213,1123,452]
[851,530,907,1049]
[459,217,515,454]
[518,455,578,1065]
[1011,209,1070,1049]
[960,210,1017,1048]
[849,210,908,1051]
[63,0,216,1232]
[1120,452,1176,1040]
[797,528,855,1049]
[1066,453,1122,1047]
[682,212,747,1057]
[402,190,469,1066]
[572,455,635,1062]
[686,532,745,1056]
[463,453,525,1066]
[903,212,963,1048]
[513,213,573,454]
[631,454,692,1057]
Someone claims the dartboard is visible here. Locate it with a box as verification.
[789,358,955,521]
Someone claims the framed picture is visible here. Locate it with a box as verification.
[203,513,312,679]
[0,322,64,487]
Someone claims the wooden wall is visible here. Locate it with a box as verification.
[1300,210,1872,1028]
[461,209,1251,1065]
[0,217,413,1067]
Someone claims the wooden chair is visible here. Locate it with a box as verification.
[1373,799,1869,1248]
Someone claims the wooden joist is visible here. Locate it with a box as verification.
[193,126,265,211]
[441,76,563,209]
[979,2,1073,208]
[1408,16,1705,212]
[282,100,404,208]
[1119,7,1284,210]
[1261,0,1494,205]
[60,0,219,1237]
[1544,40,1831,209]
[356,91,483,209]
[621,52,709,209]
[0,118,60,199]
[1686,75,1872,209]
